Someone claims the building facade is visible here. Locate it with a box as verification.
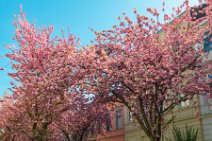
[91,105,125,141]
[199,94,212,141]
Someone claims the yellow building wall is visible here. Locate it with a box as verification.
[123,96,204,141]
[124,107,150,141]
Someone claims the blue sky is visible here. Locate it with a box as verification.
[0,0,199,96]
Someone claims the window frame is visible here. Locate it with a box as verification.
[115,108,123,129]
[128,110,132,122]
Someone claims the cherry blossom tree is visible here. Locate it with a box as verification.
[0,11,107,141]
[0,92,107,141]
[56,98,109,141]
[0,11,78,140]
[0,1,211,141]
[79,1,212,141]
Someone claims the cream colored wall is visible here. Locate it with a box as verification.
[199,94,212,141]
[163,102,203,141]
[124,107,150,141]
[123,97,204,141]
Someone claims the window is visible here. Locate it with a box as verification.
[179,94,190,108]
[106,113,112,131]
[208,98,212,110]
[90,125,95,136]
[97,124,101,134]
[128,111,132,122]
[203,31,212,52]
[190,4,208,21]
[208,74,212,79]
[181,100,190,108]
[115,108,122,129]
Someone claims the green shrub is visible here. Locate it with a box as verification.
[166,125,198,141]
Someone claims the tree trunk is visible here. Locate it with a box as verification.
[155,138,161,141]
[150,136,161,141]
